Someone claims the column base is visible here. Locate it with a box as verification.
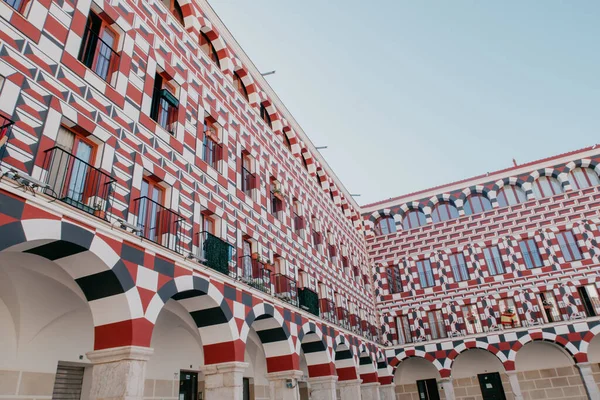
[308,376,338,400]
[338,379,363,400]
[379,384,395,400]
[360,382,381,400]
[266,370,304,400]
[86,346,154,400]
[200,361,248,400]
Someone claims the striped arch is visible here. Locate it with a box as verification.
[230,59,259,105]
[297,322,335,377]
[301,147,317,176]
[333,334,359,381]
[258,95,282,132]
[443,341,506,374]
[491,177,533,203]
[389,351,444,376]
[578,323,600,357]
[507,334,583,369]
[425,193,459,220]
[357,344,378,384]
[376,351,394,385]
[398,201,426,218]
[564,159,600,191]
[198,24,229,73]
[145,275,240,365]
[0,219,140,351]
[527,167,569,192]
[458,185,493,213]
[240,303,297,373]
[173,0,198,32]
[367,209,401,234]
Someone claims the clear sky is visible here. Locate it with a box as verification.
[208,1,600,206]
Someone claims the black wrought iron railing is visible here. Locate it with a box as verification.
[133,196,184,253]
[78,24,120,83]
[299,288,319,317]
[273,274,298,306]
[320,298,337,324]
[42,146,115,221]
[197,231,236,276]
[337,307,350,330]
[0,115,15,163]
[238,256,271,294]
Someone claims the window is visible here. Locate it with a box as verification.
[555,230,582,262]
[270,180,284,219]
[328,242,337,265]
[578,285,600,318]
[518,239,543,269]
[449,252,469,281]
[312,229,322,249]
[537,291,560,323]
[341,256,350,275]
[3,0,28,12]
[386,266,402,294]
[532,176,562,198]
[498,297,520,327]
[260,104,272,129]
[427,310,446,339]
[150,72,178,133]
[416,259,435,288]
[138,178,165,242]
[233,71,249,101]
[78,12,120,83]
[292,200,304,237]
[462,304,483,334]
[284,134,293,152]
[570,167,600,190]
[431,202,458,223]
[162,0,184,24]
[199,32,220,68]
[395,315,412,344]
[496,185,527,207]
[375,216,396,236]
[463,194,492,215]
[403,209,426,230]
[483,246,505,275]
[241,152,255,197]
[202,118,221,170]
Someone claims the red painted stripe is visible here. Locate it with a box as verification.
[307,362,336,377]
[360,372,378,384]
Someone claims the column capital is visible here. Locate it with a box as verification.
[338,378,363,387]
[200,361,249,375]
[308,375,338,384]
[361,382,381,388]
[505,370,519,375]
[266,370,305,380]
[576,361,595,369]
[86,346,154,364]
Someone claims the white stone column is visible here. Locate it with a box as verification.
[200,361,248,400]
[86,346,154,400]
[308,376,338,400]
[506,371,523,400]
[338,379,363,400]
[439,378,455,400]
[576,362,600,400]
[360,382,381,400]
[266,370,303,400]
[379,384,395,400]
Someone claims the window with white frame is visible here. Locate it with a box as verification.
[416,259,435,288]
[496,185,527,207]
[569,167,600,190]
[518,239,543,269]
[555,230,582,262]
[532,176,562,198]
[449,252,469,281]
[483,246,505,275]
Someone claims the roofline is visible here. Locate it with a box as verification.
[199,0,361,211]
[361,142,600,211]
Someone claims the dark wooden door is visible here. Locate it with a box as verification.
[416,379,440,400]
[478,372,506,400]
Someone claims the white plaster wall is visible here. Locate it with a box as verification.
[515,341,573,371]
[451,349,505,379]
[586,334,600,362]
[395,357,440,384]
[244,328,269,386]
[146,299,204,380]
[0,253,94,372]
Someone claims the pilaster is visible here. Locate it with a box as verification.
[200,361,248,400]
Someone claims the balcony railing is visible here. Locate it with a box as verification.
[133,196,184,253]
[299,288,319,317]
[78,24,120,83]
[273,274,298,306]
[337,307,350,330]
[197,231,235,277]
[238,256,271,294]
[320,298,337,324]
[42,146,115,221]
[0,115,15,161]
[350,313,360,334]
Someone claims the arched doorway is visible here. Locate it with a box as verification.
[514,341,585,399]
[394,357,440,400]
[451,349,511,399]
[244,328,269,400]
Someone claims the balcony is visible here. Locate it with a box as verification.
[337,307,350,330]
[320,298,337,324]
[298,288,319,317]
[197,231,235,277]
[133,196,184,253]
[42,146,115,221]
[350,313,361,334]
[273,274,298,306]
[238,256,271,294]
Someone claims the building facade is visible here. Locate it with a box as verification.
[0,0,599,399]
[364,148,600,400]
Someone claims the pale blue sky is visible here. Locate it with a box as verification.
[209,1,600,205]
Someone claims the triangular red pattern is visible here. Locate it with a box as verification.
[123,260,138,282]
[21,204,59,221]
[157,274,172,291]
[137,287,156,313]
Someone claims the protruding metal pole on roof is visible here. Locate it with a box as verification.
[261,70,276,76]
